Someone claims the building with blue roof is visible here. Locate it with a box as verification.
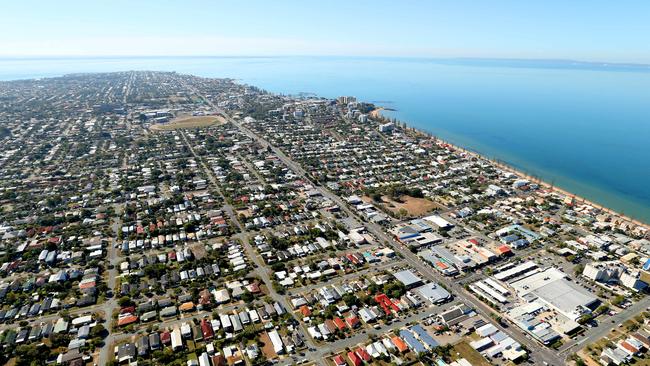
[643,258,650,271]
[399,329,427,354]
[410,219,433,232]
[411,325,439,349]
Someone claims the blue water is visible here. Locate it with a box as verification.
[1,56,649,223]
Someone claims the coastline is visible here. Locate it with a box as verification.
[370,107,650,230]
[2,57,649,227]
[369,107,384,118]
[490,156,650,230]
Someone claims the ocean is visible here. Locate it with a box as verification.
[1,56,649,223]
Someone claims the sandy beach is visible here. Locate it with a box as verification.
[369,107,385,118]
[370,110,649,230]
[449,139,649,230]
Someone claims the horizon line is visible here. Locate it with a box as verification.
[1,54,650,68]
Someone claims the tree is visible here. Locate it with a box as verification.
[595,304,610,315]
[153,348,175,363]
[241,291,254,303]
[572,354,586,366]
[611,295,625,306]
[398,208,408,219]
[90,324,106,338]
[272,281,286,295]
[573,264,585,276]
[383,282,406,299]
[566,254,576,262]
[118,296,133,307]
[50,332,71,347]
[15,343,48,366]
[342,293,360,308]
[577,313,594,325]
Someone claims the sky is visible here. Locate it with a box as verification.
[2,0,650,63]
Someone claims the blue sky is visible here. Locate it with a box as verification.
[2,0,650,62]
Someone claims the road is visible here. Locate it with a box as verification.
[177,78,588,365]
[206,105,566,365]
[287,260,400,296]
[97,202,125,366]
[309,305,442,361]
[179,130,326,366]
[559,296,650,356]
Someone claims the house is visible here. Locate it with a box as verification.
[137,336,149,356]
[116,343,136,363]
[346,316,360,329]
[391,336,409,353]
[268,330,284,354]
[347,351,362,366]
[200,319,214,340]
[600,347,631,365]
[117,314,138,327]
[400,329,427,354]
[332,355,346,366]
[355,347,371,362]
[149,332,161,350]
[171,327,183,351]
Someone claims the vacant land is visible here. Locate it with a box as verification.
[577,350,601,366]
[364,195,438,217]
[259,332,277,360]
[150,115,225,131]
[452,341,491,366]
[236,207,253,218]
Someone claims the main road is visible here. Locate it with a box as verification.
[178,129,326,366]
[558,295,650,356]
[182,79,564,365]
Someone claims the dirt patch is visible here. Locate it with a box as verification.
[363,195,438,217]
[452,341,491,366]
[577,350,601,366]
[188,243,207,260]
[150,115,225,131]
[236,208,253,218]
[169,96,190,103]
[259,332,278,359]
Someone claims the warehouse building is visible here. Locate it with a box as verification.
[510,267,599,321]
[415,282,452,304]
[393,270,424,289]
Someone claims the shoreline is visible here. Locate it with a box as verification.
[369,107,384,118]
[369,106,396,119]
[370,107,650,230]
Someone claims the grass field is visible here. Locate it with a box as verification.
[150,115,224,131]
[452,341,491,366]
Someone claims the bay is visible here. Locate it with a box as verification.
[1,56,649,223]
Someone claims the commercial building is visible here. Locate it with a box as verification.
[393,270,424,289]
[415,282,451,304]
[510,267,599,321]
[583,261,647,292]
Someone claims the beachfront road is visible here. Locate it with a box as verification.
[189,95,566,365]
